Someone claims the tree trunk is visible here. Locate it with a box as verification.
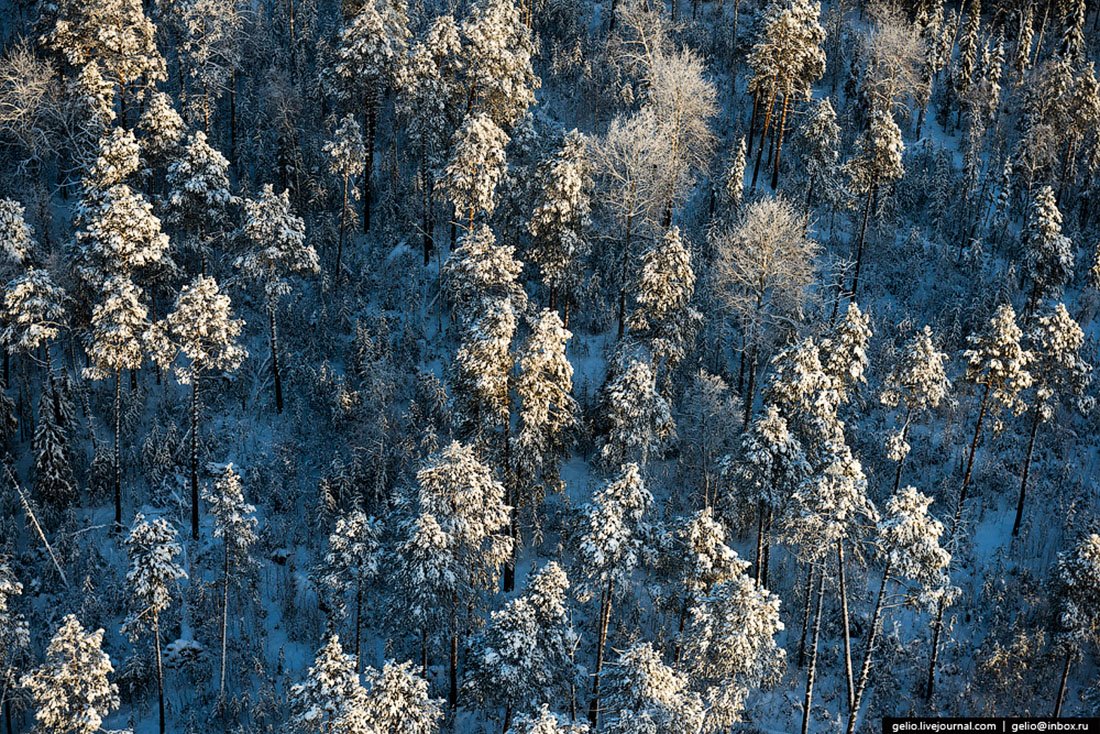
[746,89,759,156]
[363,92,379,234]
[114,369,123,532]
[771,93,791,190]
[1012,405,1042,537]
[742,344,758,427]
[354,577,363,673]
[838,540,854,713]
[588,578,614,728]
[801,568,826,734]
[617,212,633,339]
[847,562,891,734]
[337,174,348,284]
[1054,649,1073,717]
[268,303,283,414]
[755,501,766,585]
[892,407,913,495]
[155,614,166,734]
[421,155,434,266]
[751,87,778,191]
[798,564,815,667]
[449,596,459,709]
[190,377,201,541]
[850,183,876,298]
[219,539,229,697]
[925,588,946,701]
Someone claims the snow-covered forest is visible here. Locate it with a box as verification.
[1,0,1100,731]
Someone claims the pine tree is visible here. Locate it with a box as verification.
[681,568,785,733]
[0,558,29,734]
[747,0,826,190]
[1,268,65,355]
[148,275,246,539]
[124,514,186,734]
[528,131,591,313]
[75,181,171,287]
[797,98,839,211]
[396,14,464,265]
[1023,185,1074,308]
[847,487,950,734]
[720,404,810,586]
[724,138,747,215]
[238,184,319,414]
[289,635,368,734]
[461,0,539,129]
[1013,304,1092,536]
[627,226,700,376]
[361,660,443,734]
[390,512,454,678]
[512,309,577,526]
[661,509,746,662]
[138,90,186,165]
[177,0,244,136]
[83,275,148,530]
[438,113,510,231]
[782,438,877,729]
[953,0,981,126]
[203,464,258,696]
[87,127,140,191]
[408,441,512,708]
[21,615,121,734]
[320,510,382,671]
[323,114,366,281]
[845,108,905,296]
[600,642,704,734]
[576,463,653,728]
[929,304,1033,700]
[508,705,589,734]
[0,199,35,265]
[880,326,951,493]
[33,388,77,513]
[1051,534,1100,716]
[165,131,232,270]
[46,0,166,96]
[464,562,578,730]
[820,302,873,404]
[334,0,409,233]
[598,352,674,468]
[443,224,525,331]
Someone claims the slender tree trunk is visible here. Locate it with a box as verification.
[502,705,513,734]
[354,577,363,673]
[850,183,876,297]
[219,539,229,697]
[191,377,201,541]
[588,577,614,728]
[337,174,348,284]
[755,501,766,585]
[421,156,434,266]
[449,595,459,709]
[1012,405,1042,537]
[847,562,891,734]
[3,697,11,734]
[268,303,283,414]
[925,587,946,701]
[751,87,778,191]
[746,90,760,156]
[771,93,791,190]
[892,407,913,495]
[838,540,854,713]
[801,568,826,734]
[155,614,166,734]
[363,92,378,234]
[742,344,758,427]
[114,369,123,532]
[617,213,633,339]
[798,564,815,667]
[1054,650,1073,717]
